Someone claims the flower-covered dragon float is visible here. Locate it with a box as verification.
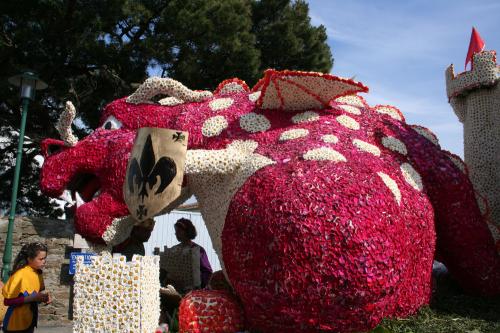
[40,66,500,332]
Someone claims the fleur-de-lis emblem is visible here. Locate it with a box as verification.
[127,134,177,202]
[172,131,185,142]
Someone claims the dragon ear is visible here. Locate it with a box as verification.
[252,69,369,111]
[214,78,250,95]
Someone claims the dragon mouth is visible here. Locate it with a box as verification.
[60,173,102,214]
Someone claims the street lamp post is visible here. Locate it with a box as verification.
[1,71,47,282]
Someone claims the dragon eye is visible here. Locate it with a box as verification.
[101,116,122,130]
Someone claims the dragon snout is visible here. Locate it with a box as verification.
[41,138,68,158]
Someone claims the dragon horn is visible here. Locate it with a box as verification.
[56,101,78,146]
[126,77,213,105]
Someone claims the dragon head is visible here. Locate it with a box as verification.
[40,78,214,245]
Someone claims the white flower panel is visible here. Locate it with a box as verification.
[381,137,408,155]
[400,163,423,191]
[338,104,361,115]
[291,111,320,124]
[321,134,339,144]
[377,172,401,205]
[336,115,360,130]
[303,147,347,162]
[209,98,234,111]
[279,129,309,141]
[353,139,381,156]
[240,113,271,133]
[202,116,228,137]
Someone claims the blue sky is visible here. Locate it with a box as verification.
[307,0,500,156]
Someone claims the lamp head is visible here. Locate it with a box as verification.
[8,71,47,100]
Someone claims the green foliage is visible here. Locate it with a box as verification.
[0,0,332,217]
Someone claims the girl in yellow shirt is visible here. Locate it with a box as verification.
[2,242,51,333]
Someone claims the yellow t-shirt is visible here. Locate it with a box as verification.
[2,265,44,331]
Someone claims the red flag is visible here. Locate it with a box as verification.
[465,27,485,70]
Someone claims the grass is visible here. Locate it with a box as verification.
[377,276,500,333]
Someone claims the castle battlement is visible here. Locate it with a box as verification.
[445,50,499,99]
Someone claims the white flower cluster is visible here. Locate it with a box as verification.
[291,111,320,124]
[56,101,78,146]
[410,125,440,146]
[239,112,271,133]
[381,136,408,155]
[377,172,401,205]
[158,96,184,106]
[352,139,381,156]
[374,106,403,121]
[102,216,137,246]
[446,153,467,174]
[303,147,347,162]
[338,104,362,115]
[400,163,423,191]
[126,77,212,104]
[218,82,247,95]
[73,254,160,333]
[334,95,365,107]
[248,91,261,102]
[279,129,309,141]
[202,116,228,137]
[321,134,339,144]
[336,115,360,130]
[209,98,234,111]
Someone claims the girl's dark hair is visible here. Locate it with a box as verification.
[175,218,197,240]
[12,242,48,273]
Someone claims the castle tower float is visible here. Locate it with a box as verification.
[445,50,500,245]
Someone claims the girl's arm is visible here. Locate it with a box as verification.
[4,295,24,306]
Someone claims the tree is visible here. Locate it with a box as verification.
[0,0,333,217]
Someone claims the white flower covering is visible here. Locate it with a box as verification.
[374,106,403,121]
[102,215,137,246]
[185,141,275,274]
[411,125,439,146]
[377,172,401,205]
[338,104,361,115]
[291,111,320,124]
[447,154,467,173]
[202,116,228,137]
[126,77,212,104]
[321,134,339,144]
[352,139,381,156]
[240,112,271,133]
[336,115,360,130]
[56,101,78,146]
[400,163,423,191]
[303,147,347,162]
[248,91,261,102]
[279,129,309,141]
[209,97,234,111]
[447,51,500,233]
[158,96,184,106]
[334,95,365,107]
[219,82,247,94]
[73,254,160,333]
[381,136,408,155]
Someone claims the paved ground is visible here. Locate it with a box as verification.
[37,326,72,333]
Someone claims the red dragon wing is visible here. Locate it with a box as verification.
[253,69,368,111]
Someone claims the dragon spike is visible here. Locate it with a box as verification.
[56,101,78,146]
[126,77,213,105]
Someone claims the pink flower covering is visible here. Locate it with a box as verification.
[40,70,500,332]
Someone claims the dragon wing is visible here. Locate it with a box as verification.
[253,69,368,111]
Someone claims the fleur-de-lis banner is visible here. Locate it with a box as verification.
[123,128,188,222]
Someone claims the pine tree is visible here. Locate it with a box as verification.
[0,0,333,217]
